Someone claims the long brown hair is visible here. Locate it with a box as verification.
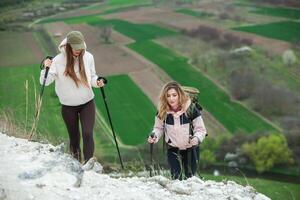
[64,43,89,87]
[157,81,189,120]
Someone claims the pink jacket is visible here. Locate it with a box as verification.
[152,99,207,150]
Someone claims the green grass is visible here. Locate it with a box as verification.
[39,13,102,24]
[204,174,300,200]
[129,41,278,134]
[89,19,177,42]
[233,21,300,43]
[251,6,300,19]
[93,74,156,146]
[107,0,151,7]
[176,8,213,18]
[102,3,152,15]
[0,65,66,141]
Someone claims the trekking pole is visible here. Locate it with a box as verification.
[39,56,53,96]
[99,84,124,169]
[149,133,155,177]
[28,56,53,140]
[189,134,203,179]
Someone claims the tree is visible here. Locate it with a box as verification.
[242,134,294,173]
[229,68,255,100]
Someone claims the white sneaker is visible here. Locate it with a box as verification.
[92,162,103,174]
[82,157,96,171]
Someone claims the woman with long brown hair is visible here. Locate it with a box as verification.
[148,81,207,180]
[40,31,105,164]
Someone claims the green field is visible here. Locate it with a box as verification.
[108,0,151,6]
[129,41,278,134]
[89,19,177,42]
[101,3,152,15]
[233,21,300,42]
[39,13,102,24]
[204,173,300,200]
[251,6,300,19]
[94,74,156,146]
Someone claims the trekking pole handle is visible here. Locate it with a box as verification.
[148,133,156,144]
[97,76,108,84]
[98,77,108,99]
[40,56,53,70]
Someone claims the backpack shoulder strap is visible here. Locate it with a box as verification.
[186,102,203,136]
[186,102,195,120]
[186,103,195,136]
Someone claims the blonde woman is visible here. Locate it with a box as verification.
[41,31,106,164]
[148,81,206,180]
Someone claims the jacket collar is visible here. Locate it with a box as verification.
[166,99,191,117]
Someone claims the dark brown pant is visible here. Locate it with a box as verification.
[61,99,95,163]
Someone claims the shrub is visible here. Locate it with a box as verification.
[183,25,221,41]
[282,49,297,66]
[218,133,261,160]
[183,27,253,49]
[200,134,230,168]
[219,12,230,20]
[200,149,216,169]
[242,134,294,173]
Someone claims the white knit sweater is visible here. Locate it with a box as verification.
[40,38,99,106]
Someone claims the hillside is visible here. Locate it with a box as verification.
[0,0,299,186]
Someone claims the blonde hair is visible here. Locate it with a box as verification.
[64,43,89,88]
[157,81,189,120]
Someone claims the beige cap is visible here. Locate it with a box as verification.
[66,31,85,50]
